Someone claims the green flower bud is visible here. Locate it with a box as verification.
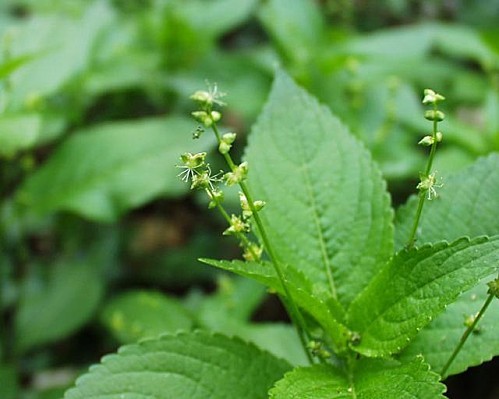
[418,135,434,146]
[218,141,232,155]
[208,189,224,209]
[222,132,237,144]
[243,243,263,262]
[487,278,499,298]
[424,110,445,122]
[435,131,443,142]
[211,111,221,122]
[422,89,445,105]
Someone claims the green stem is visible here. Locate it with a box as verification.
[406,104,440,248]
[440,292,494,378]
[204,186,260,261]
[211,123,314,363]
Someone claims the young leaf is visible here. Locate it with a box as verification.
[269,357,445,399]
[101,290,193,344]
[245,71,393,308]
[64,331,291,399]
[15,261,104,353]
[395,153,499,250]
[19,117,213,222]
[347,236,499,357]
[202,259,349,352]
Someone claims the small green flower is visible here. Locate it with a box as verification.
[487,278,499,298]
[190,83,226,109]
[417,172,442,200]
[243,242,263,262]
[177,152,207,182]
[223,214,250,236]
[225,162,249,186]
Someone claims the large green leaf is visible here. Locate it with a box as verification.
[245,71,393,309]
[64,331,291,399]
[19,117,212,222]
[15,261,104,353]
[395,154,499,376]
[395,153,499,250]
[269,357,445,399]
[203,259,349,352]
[347,236,499,357]
[101,290,194,344]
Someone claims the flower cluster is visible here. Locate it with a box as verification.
[417,88,446,200]
[177,84,266,262]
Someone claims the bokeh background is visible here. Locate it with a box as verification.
[0,1,498,398]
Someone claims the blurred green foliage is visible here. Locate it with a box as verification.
[0,0,497,397]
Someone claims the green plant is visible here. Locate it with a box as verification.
[62,72,499,398]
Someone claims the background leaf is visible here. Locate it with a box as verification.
[19,116,212,222]
[245,71,393,309]
[269,357,445,399]
[15,260,104,353]
[347,236,499,357]
[64,331,291,399]
[101,290,194,344]
[395,153,499,249]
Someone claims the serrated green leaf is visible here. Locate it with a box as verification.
[19,116,212,222]
[400,277,499,377]
[101,290,193,344]
[64,331,291,399]
[202,259,349,352]
[269,357,445,399]
[245,71,393,308]
[395,153,499,250]
[15,261,104,353]
[347,237,499,357]
[395,154,499,375]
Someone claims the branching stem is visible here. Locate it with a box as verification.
[211,123,314,364]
